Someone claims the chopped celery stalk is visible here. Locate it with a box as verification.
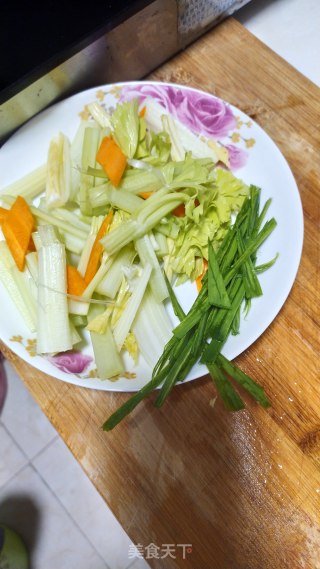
[0,241,37,332]
[149,232,159,251]
[70,314,87,328]
[119,169,163,194]
[87,167,108,179]
[31,231,42,251]
[77,233,96,276]
[88,102,112,129]
[161,114,185,162]
[34,207,89,239]
[154,231,168,257]
[88,301,124,379]
[91,327,124,379]
[111,99,139,159]
[0,164,46,200]
[100,191,187,256]
[46,133,71,209]
[95,127,112,188]
[68,298,90,316]
[25,252,38,300]
[89,183,143,213]
[68,255,113,316]
[136,190,185,225]
[77,216,104,276]
[36,227,72,354]
[25,252,38,283]
[144,97,228,165]
[69,319,82,346]
[37,224,58,246]
[70,119,98,199]
[58,231,85,255]
[100,219,141,256]
[132,286,173,369]
[12,265,37,327]
[52,208,91,231]
[71,120,98,155]
[82,255,113,299]
[135,235,168,302]
[113,264,152,351]
[79,127,101,215]
[109,276,131,329]
[96,246,136,298]
[86,306,112,333]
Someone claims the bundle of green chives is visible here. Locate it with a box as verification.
[103,186,277,431]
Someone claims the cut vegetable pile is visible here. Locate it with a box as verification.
[0,91,277,430]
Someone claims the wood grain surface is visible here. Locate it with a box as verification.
[1,18,319,569]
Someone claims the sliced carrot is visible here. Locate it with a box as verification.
[2,196,35,271]
[139,191,154,200]
[67,265,87,296]
[0,206,9,224]
[96,136,127,187]
[139,106,146,118]
[172,203,186,217]
[195,259,208,292]
[27,235,36,253]
[84,210,113,284]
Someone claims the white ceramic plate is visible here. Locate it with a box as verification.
[0,82,303,391]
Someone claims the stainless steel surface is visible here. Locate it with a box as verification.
[1,0,178,143]
[1,0,254,143]
[178,0,253,46]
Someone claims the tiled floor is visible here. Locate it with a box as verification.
[0,362,149,569]
[1,1,319,567]
[235,0,320,87]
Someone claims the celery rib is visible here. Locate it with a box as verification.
[0,164,46,200]
[36,228,72,354]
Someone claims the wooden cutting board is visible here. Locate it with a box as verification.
[1,18,320,569]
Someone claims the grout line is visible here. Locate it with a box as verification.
[0,424,109,568]
[0,462,109,568]
[29,460,111,569]
[0,415,58,464]
[0,463,31,493]
[27,434,60,463]
[0,420,30,469]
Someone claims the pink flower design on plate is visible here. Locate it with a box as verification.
[47,351,92,374]
[224,144,248,170]
[120,84,236,138]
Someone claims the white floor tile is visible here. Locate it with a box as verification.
[34,437,134,569]
[128,558,151,569]
[0,465,108,569]
[0,424,27,487]
[1,361,57,459]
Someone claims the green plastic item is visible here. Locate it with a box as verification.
[0,525,29,569]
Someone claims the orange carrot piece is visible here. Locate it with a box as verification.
[67,265,87,296]
[138,191,154,200]
[173,198,199,218]
[28,236,36,252]
[0,207,9,224]
[139,106,146,118]
[172,203,186,217]
[2,196,35,271]
[195,259,208,292]
[84,210,113,284]
[96,136,127,187]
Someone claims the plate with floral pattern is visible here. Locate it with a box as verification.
[0,82,303,391]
